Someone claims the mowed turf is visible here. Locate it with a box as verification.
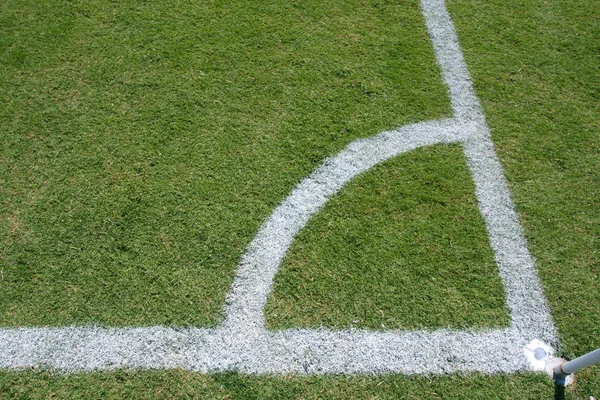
[266,144,510,331]
[1,0,599,399]
[0,370,574,400]
[0,0,450,326]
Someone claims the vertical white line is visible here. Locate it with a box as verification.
[421,0,555,340]
[420,0,484,121]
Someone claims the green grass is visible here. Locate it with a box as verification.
[1,368,599,399]
[266,144,510,330]
[0,370,566,400]
[0,0,449,326]
[446,0,600,359]
[1,0,599,398]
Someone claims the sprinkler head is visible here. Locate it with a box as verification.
[534,347,547,361]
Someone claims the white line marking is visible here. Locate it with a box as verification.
[0,0,556,374]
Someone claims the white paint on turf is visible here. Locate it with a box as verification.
[0,0,556,374]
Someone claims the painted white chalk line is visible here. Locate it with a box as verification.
[0,0,556,374]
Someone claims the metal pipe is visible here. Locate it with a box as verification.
[558,348,600,375]
[553,347,600,400]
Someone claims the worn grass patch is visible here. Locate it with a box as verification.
[266,144,510,330]
[0,0,449,327]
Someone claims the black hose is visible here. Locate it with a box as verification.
[554,383,565,400]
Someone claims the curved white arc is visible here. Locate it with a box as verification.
[222,118,470,331]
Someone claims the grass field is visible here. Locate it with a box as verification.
[1,0,598,398]
[265,143,510,331]
[1,0,450,327]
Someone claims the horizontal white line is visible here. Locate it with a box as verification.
[1,326,531,374]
